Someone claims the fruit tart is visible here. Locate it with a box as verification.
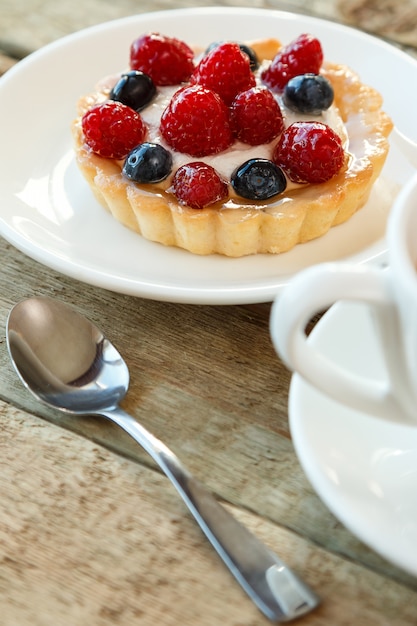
[72,32,393,257]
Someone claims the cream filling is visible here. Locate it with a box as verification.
[139,84,348,188]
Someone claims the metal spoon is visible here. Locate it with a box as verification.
[6,296,319,622]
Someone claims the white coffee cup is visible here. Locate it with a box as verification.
[270,173,417,423]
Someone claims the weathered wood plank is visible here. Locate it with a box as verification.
[0,50,16,74]
[339,0,417,48]
[1,402,417,626]
[0,0,343,56]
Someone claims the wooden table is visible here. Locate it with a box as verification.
[0,1,416,624]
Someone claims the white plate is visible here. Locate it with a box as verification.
[289,301,417,576]
[0,8,416,304]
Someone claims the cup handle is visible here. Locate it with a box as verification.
[270,262,404,421]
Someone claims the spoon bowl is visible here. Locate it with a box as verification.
[7,297,128,413]
[7,296,319,623]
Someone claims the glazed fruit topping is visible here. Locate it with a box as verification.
[80,31,348,209]
[261,33,323,92]
[231,159,287,200]
[160,84,233,157]
[273,121,344,184]
[170,162,228,209]
[192,41,256,105]
[130,32,194,86]
[81,101,147,159]
[204,41,259,71]
[230,87,284,146]
[283,73,334,114]
[123,142,173,183]
[110,70,156,112]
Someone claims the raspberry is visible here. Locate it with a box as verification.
[81,101,146,159]
[273,121,344,184]
[170,162,228,209]
[192,42,256,105]
[230,87,284,145]
[160,85,233,157]
[261,33,323,92]
[130,32,194,86]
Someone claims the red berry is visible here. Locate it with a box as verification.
[261,33,323,92]
[81,101,146,159]
[160,85,233,157]
[230,87,284,145]
[273,121,344,183]
[170,162,228,209]
[130,32,194,86]
[192,42,256,105]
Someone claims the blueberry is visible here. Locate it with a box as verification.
[231,159,287,200]
[123,143,173,183]
[283,74,334,115]
[110,70,156,112]
[238,44,259,71]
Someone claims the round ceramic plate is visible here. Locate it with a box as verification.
[289,301,417,576]
[0,7,416,304]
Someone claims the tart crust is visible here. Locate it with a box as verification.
[72,38,393,257]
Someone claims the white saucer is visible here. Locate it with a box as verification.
[0,7,416,303]
[289,301,417,576]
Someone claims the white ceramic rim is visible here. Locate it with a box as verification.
[0,7,416,303]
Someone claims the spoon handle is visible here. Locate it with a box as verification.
[101,407,319,622]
